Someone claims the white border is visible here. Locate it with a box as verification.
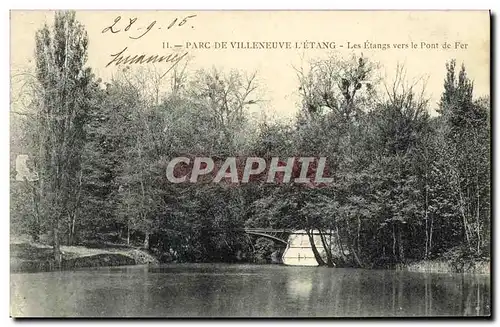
[2,1,498,10]
[3,1,498,326]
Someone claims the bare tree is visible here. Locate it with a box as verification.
[188,68,260,153]
[295,53,380,120]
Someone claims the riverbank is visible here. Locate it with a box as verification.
[10,241,159,273]
[395,260,490,274]
[11,240,490,275]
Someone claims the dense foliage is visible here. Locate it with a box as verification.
[11,12,490,268]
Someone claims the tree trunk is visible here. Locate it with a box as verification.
[53,219,62,267]
[67,213,76,245]
[127,223,130,246]
[476,167,481,256]
[67,220,71,245]
[429,214,434,258]
[398,223,404,262]
[458,188,472,252]
[392,223,396,260]
[71,214,76,245]
[69,170,82,246]
[424,170,429,259]
[356,215,361,256]
[143,232,150,250]
[307,229,326,266]
[350,244,364,268]
[318,229,335,267]
[335,226,348,261]
[30,181,41,242]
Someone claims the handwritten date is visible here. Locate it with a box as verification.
[102,15,197,39]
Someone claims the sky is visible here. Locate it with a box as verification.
[10,10,490,120]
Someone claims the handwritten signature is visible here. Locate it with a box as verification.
[102,14,197,39]
[106,47,189,78]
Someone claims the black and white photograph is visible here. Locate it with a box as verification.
[9,10,491,318]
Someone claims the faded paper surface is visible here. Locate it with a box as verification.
[11,11,490,118]
[9,11,491,318]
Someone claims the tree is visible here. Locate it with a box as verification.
[437,60,490,257]
[12,23,490,270]
[295,53,378,120]
[31,11,94,263]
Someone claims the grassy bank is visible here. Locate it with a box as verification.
[10,241,159,273]
[11,237,490,275]
[395,260,490,274]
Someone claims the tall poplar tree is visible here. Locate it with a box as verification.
[33,11,93,263]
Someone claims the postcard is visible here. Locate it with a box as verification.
[10,10,490,318]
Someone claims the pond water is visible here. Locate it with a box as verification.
[10,263,490,317]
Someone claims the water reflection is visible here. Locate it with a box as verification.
[10,264,490,317]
